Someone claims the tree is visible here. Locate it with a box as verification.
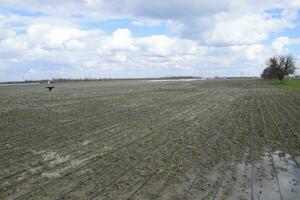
[261,55,296,81]
[261,66,276,80]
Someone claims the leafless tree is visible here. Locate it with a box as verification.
[262,55,296,81]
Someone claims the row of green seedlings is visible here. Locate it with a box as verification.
[3,103,202,199]
[0,101,133,158]
[261,91,300,168]
[149,83,252,200]
[59,97,221,200]
[0,98,173,173]
[180,94,246,200]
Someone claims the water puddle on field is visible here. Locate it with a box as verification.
[226,151,300,200]
[271,151,300,200]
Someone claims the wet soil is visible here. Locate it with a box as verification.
[0,79,299,200]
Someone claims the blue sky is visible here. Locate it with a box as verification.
[0,0,300,81]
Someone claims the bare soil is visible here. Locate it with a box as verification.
[0,79,299,200]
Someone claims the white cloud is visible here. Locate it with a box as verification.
[1,1,299,46]
[27,24,86,49]
[113,52,128,62]
[0,22,289,80]
[202,13,292,45]
[65,39,86,50]
[272,36,300,54]
[244,44,268,61]
[0,0,300,80]
[137,35,175,56]
[1,34,28,50]
[28,68,38,75]
[100,29,137,51]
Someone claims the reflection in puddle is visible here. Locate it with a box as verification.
[226,151,299,200]
[272,151,300,200]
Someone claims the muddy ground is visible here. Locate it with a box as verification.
[0,79,299,200]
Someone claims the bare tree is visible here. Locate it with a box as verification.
[262,55,296,81]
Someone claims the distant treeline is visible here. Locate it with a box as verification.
[5,75,297,84]
[0,76,202,84]
[0,78,111,84]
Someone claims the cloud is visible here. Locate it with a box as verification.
[0,0,300,81]
[201,13,293,46]
[127,0,230,19]
[100,29,136,51]
[272,36,300,54]
[1,1,299,45]
[27,24,85,49]
[0,24,227,79]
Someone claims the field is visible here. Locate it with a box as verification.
[0,79,299,200]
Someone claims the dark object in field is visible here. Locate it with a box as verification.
[46,86,55,91]
[46,86,55,100]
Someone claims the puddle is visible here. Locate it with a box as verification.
[216,151,299,199]
[271,151,300,200]
[227,161,251,200]
[147,79,205,82]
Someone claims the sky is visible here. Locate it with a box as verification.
[0,0,300,81]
